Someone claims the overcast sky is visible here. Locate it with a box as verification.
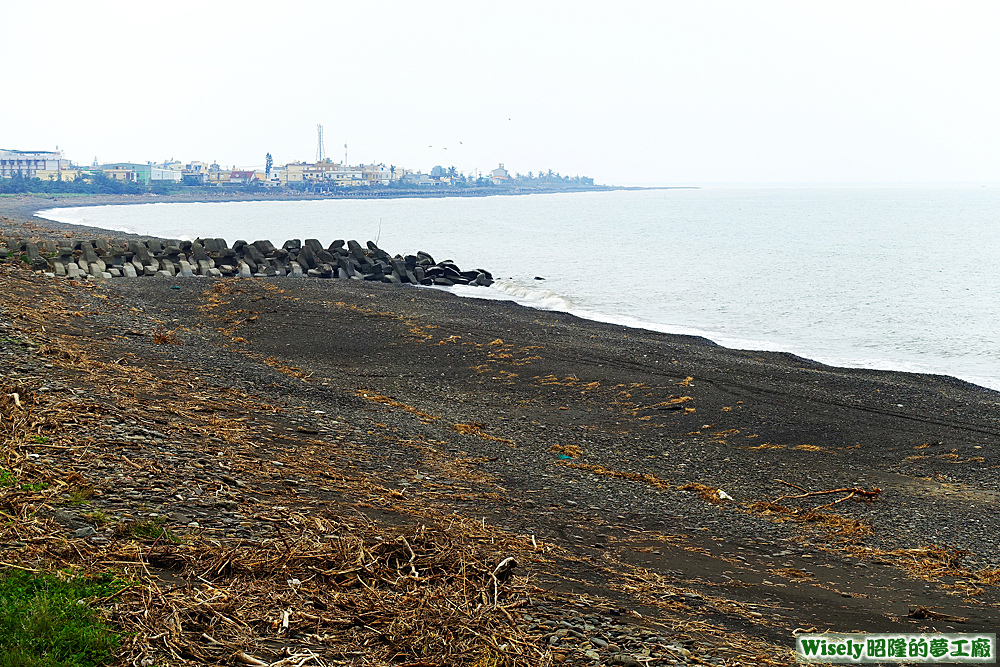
[3,1,999,184]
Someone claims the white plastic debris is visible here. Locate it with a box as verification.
[718,490,734,501]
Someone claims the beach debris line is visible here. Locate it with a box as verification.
[771,479,882,512]
[1,235,494,286]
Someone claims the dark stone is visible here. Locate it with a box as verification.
[53,509,88,531]
[298,245,318,269]
[608,656,641,667]
[129,240,151,263]
[243,244,265,264]
[24,242,40,262]
[191,243,209,262]
[347,240,366,260]
[80,242,99,264]
[328,239,345,250]
[336,255,356,277]
[304,238,323,253]
[316,250,337,265]
[417,251,435,264]
[282,239,302,252]
[252,239,276,255]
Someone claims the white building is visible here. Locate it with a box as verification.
[151,166,182,182]
[0,149,63,178]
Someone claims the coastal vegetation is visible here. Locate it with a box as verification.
[0,570,124,667]
[0,173,146,196]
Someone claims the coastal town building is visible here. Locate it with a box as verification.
[361,164,393,185]
[0,149,64,178]
[180,161,216,184]
[227,170,256,185]
[34,168,84,182]
[402,171,433,186]
[99,163,182,184]
[490,163,509,183]
[2,144,533,192]
[205,169,231,185]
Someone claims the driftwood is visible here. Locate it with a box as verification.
[907,606,967,623]
[773,479,882,511]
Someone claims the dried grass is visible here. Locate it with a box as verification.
[679,482,726,504]
[548,444,581,458]
[560,462,672,489]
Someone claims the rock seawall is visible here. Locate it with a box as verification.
[0,235,494,287]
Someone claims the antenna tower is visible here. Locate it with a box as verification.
[316,124,326,162]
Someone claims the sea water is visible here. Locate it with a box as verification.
[36,186,1000,391]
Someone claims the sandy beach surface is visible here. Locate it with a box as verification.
[2,194,998,666]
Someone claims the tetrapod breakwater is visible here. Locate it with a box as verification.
[0,235,494,287]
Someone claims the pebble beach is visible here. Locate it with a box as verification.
[2,192,999,666]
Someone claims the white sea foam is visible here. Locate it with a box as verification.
[438,281,1000,391]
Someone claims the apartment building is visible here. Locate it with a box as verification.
[0,149,63,178]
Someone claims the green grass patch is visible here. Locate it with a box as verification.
[17,481,50,493]
[0,468,49,493]
[0,569,125,666]
[63,487,94,505]
[78,510,110,527]
[115,518,182,544]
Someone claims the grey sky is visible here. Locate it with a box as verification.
[3,1,999,184]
